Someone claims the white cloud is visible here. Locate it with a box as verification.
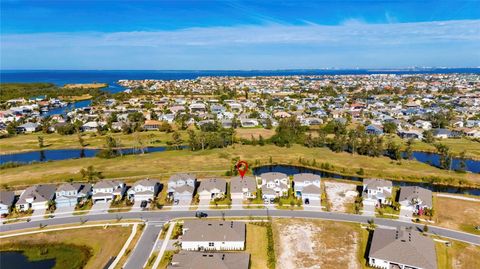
[2,19,479,49]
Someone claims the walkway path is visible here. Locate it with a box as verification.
[152,221,176,269]
[108,223,138,269]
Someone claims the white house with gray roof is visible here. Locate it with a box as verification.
[92,180,126,203]
[167,173,197,201]
[16,184,56,211]
[0,191,16,215]
[230,176,257,200]
[293,173,321,202]
[197,178,227,200]
[181,220,246,251]
[368,227,437,269]
[399,186,433,214]
[55,183,92,207]
[127,178,161,202]
[168,251,249,269]
[362,179,393,207]
[257,172,290,201]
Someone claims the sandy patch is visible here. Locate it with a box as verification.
[324,181,358,212]
[274,219,361,269]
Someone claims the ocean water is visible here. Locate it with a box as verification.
[1,69,479,94]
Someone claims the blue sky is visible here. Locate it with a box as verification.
[1,0,479,69]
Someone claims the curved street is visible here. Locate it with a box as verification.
[2,209,479,246]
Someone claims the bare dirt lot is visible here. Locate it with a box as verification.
[324,181,358,212]
[273,219,362,269]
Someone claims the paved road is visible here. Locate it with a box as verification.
[1,209,479,246]
[123,222,164,269]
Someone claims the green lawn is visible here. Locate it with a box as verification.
[1,145,479,188]
[246,223,269,269]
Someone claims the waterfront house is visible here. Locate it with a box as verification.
[55,183,92,207]
[362,179,393,207]
[92,180,126,203]
[368,227,437,269]
[257,172,289,201]
[398,186,432,214]
[16,122,40,133]
[168,251,250,269]
[0,191,16,215]
[293,173,321,202]
[181,220,246,251]
[127,178,161,202]
[230,176,257,200]
[16,184,56,211]
[143,120,163,131]
[197,178,227,200]
[366,124,384,136]
[167,173,197,202]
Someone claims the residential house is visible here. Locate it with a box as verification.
[366,124,384,135]
[230,176,257,200]
[182,220,246,251]
[197,178,227,200]
[55,183,92,207]
[0,191,15,215]
[92,180,126,203]
[362,179,393,207]
[143,120,163,131]
[16,122,40,133]
[81,121,99,132]
[16,184,56,211]
[399,186,433,214]
[414,120,432,130]
[368,227,437,269]
[127,178,161,202]
[257,172,289,201]
[167,173,197,201]
[432,128,452,139]
[293,173,321,202]
[167,251,250,269]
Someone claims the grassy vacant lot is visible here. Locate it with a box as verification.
[436,240,480,269]
[435,196,480,235]
[0,226,131,269]
[246,223,269,269]
[2,144,479,188]
[272,218,365,269]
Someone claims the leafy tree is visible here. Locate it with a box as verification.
[383,122,397,134]
[80,166,104,183]
[434,143,452,170]
[423,130,435,144]
[172,131,183,149]
[37,136,45,148]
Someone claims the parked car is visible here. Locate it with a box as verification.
[141,200,148,208]
[305,198,310,205]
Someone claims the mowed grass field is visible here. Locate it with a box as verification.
[246,223,269,269]
[436,240,480,269]
[435,196,480,235]
[0,226,132,269]
[2,144,479,188]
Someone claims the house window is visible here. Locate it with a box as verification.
[208,242,214,247]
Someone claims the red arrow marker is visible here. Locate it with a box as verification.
[236,161,248,179]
